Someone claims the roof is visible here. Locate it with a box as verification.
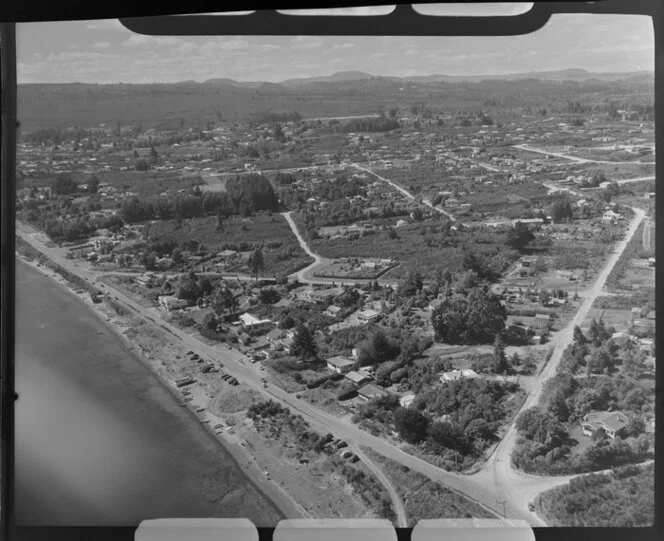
[344,370,373,384]
[584,411,629,432]
[326,356,355,369]
[357,383,388,399]
[357,309,380,319]
[440,369,478,382]
[239,313,272,326]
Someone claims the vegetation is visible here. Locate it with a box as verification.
[431,287,506,345]
[537,463,654,526]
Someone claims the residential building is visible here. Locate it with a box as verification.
[357,309,380,323]
[399,392,416,408]
[439,369,479,384]
[357,383,388,402]
[239,313,273,332]
[326,356,355,374]
[581,411,629,439]
[344,370,373,386]
[158,295,188,311]
[326,305,342,318]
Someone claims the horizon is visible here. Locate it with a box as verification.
[16,13,653,84]
[15,66,655,87]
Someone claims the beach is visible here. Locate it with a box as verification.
[14,258,290,526]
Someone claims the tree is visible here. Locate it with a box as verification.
[203,312,219,331]
[142,251,157,271]
[573,325,587,346]
[290,323,317,361]
[506,222,535,252]
[258,288,280,304]
[52,174,78,195]
[88,175,100,194]
[394,407,428,444]
[248,248,265,280]
[551,199,574,223]
[212,285,237,316]
[492,333,508,374]
[431,287,506,345]
[150,146,158,159]
[135,159,149,171]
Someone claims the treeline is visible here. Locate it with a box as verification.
[254,111,301,123]
[120,174,279,223]
[342,117,400,133]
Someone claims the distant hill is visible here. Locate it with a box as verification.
[280,70,374,87]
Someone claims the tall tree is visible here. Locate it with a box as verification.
[492,333,508,374]
[248,248,265,281]
[290,323,317,362]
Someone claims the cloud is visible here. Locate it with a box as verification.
[86,19,129,32]
[123,35,184,48]
[290,36,324,50]
[332,43,356,51]
[93,41,111,49]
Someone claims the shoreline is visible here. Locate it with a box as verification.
[16,255,306,523]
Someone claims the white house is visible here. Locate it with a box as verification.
[439,369,478,384]
[399,393,416,408]
[158,295,188,311]
[326,356,355,374]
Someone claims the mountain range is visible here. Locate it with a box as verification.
[200,68,652,88]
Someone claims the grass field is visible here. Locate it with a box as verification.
[148,213,314,277]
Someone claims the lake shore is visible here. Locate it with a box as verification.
[15,255,302,525]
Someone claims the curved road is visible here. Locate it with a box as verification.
[513,144,655,166]
[16,204,646,525]
[352,445,408,527]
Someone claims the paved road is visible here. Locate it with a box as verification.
[16,206,646,525]
[469,206,646,520]
[351,163,457,221]
[513,144,655,165]
[352,445,408,527]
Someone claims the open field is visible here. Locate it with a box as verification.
[147,213,314,277]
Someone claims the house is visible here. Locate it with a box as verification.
[356,309,380,323]
[357,383,388,402]
[239,313,273,332]
[439,369,478,384]
[556,270,575,280]
[326,356,355,374]
[395,219,408,228]
[581,411,629,439]
[647,257,655,267]
[646,310,656,320]
[399,392,416,408]
[344,370,373,385]
[158,295,188,311]
[326,305,342,318]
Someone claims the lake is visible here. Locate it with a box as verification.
[14,259,284,526]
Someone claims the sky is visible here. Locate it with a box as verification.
[16,7,654,84]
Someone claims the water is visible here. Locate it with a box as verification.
[14,260,284,526]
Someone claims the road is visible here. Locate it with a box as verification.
[352,445,408,527]
[16,204,646,526]
[469,206,646,520]
[351,163,457,221]
[513,144,655,165]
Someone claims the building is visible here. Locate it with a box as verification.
[239,313,273,332]
[581,411,630,439]
[158,295,188,311]
[326,356,355,374]
[344,370,373,386]
[356,309,380,323]
[399,392,416,408]
[439,369,479,384]
[648,257,655,267]
[326,305,342,318]
[357,383,388,402]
